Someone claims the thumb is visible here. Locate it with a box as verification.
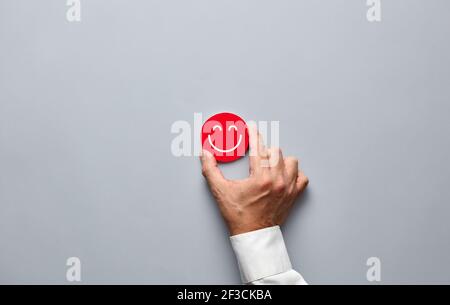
[200,150,226,186]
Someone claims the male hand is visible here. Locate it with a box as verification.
[200,125,309,236]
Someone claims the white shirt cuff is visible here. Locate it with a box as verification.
[229,226,293,283]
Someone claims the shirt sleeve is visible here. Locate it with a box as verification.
[229,226,307,285]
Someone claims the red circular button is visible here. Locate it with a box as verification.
[201,113,249,163]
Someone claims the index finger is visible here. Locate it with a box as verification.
[248,123,268,174]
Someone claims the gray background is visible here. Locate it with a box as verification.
[1,0,449,284]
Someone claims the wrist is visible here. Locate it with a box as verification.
[228,221,277,236]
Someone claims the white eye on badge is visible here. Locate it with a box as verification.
[212,125,222,132]
[228,125,238,132]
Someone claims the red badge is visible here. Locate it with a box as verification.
[201,113,249,163]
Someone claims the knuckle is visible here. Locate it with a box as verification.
[273,179,287,193]
[286,157,298,166]
[269,156,281,167]
[258,176,273,189]
[270,147,282,156]
[298,175,309,188]
[304,176,310,186]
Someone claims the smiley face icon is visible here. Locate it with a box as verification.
[201,112,249,163]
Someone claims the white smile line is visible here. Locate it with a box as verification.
[208,134,243,153]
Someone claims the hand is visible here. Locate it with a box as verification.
[200,125,309,236]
